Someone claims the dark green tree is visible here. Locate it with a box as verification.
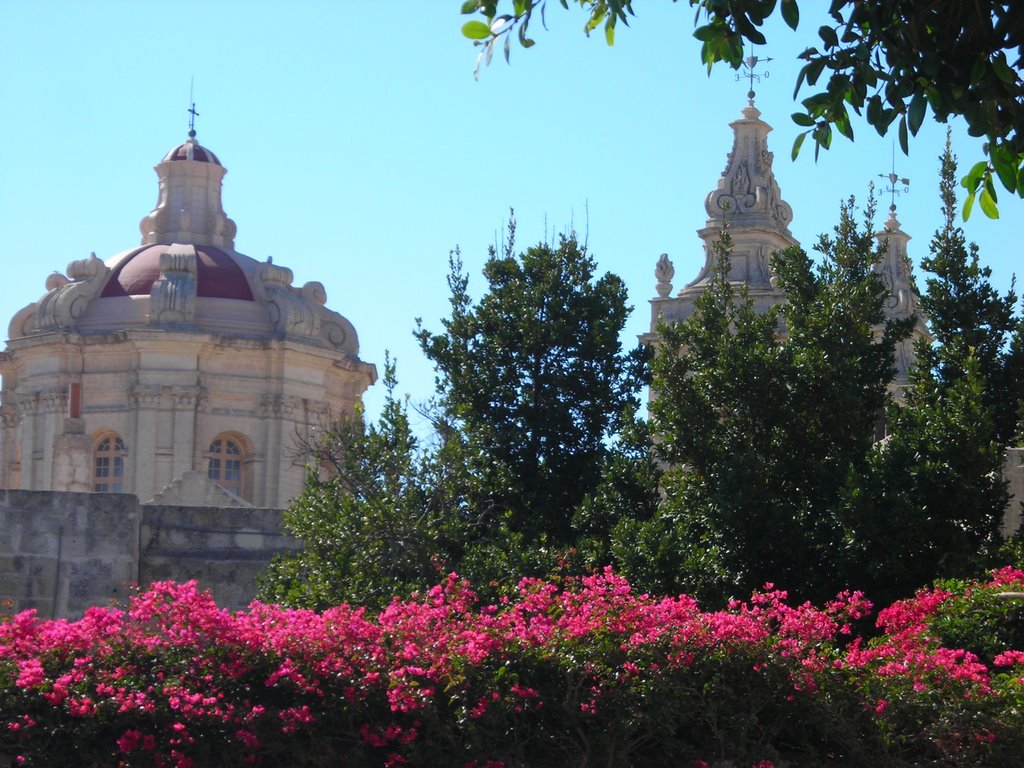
[415,223,647,546]
[844,141,1021,598]
[644,201,911,604]
[916,137,1024,444]
[850,355,1008,602]
[461,1,1024,218]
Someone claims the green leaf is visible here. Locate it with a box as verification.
[898,116,909,155]
[866,94,881,127]
[791,112,815,127]
[835,109,854,140]
[963,190,976,220]
[461,0,482,13]
[970,56,988,87]
[984,171,998,201]
[979,187,1000,219]
[693,23,717,42]
[907,92,926,135]
[990,144,1018,194]
[994,159,1018,195]
[793,64,808,98]
[605,19,615,46]
[993,52,1016,85]
[462,20,493,40]
[962,160,988,191]
[584,8,606,35]
[791,131,807,160]
[724,32,744,66]
[818,25,838,49]
[805,58,827,86]
[781,0,799,30]
[518,23,535,48]
[744,27,767,47]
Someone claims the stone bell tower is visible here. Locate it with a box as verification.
[647,94,797,337]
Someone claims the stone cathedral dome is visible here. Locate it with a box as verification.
[9,131,357,350]
[1,129,376,508]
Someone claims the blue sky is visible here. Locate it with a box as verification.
[1,1,1019,420]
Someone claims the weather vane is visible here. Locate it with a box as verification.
[187,77,199,138]
[737,51,772,101]
[879,144,910,212]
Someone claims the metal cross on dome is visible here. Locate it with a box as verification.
[879,145,911,213]
[187,78,199,138]
[737,52,772,101]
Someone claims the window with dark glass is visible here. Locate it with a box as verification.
[94,435,127,493]
[207,436,243,496]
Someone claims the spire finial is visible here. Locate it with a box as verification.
[878,143,910,214]
[737,50,772,104]
[187,77,198,139]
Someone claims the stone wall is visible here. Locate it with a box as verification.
[0,490,139,618]
[141,504,300,612]
[0,490,298,619]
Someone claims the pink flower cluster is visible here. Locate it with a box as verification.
[0,567,1020,766]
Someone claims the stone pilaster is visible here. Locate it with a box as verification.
[1,404,22,488]
[130,386,163,499]
[38,390,69,491]
[170,386,202,482]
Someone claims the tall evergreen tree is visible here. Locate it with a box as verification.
[645,201,911,604]
[917,136,1024,444]
[846,139,1022,598]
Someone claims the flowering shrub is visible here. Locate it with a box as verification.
[926,566,1024,665]
[1,569,1022,767]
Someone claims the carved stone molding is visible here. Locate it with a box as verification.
[14,398,36,418]
[149,245,197,326]
[34,253,109,333]
[257,262,318,339]
[171,386,203,410]
[259,393,301,419]
[39,390,68,414]
[704,104,793,232]
[0,406,20,429]
[129,386,164,408]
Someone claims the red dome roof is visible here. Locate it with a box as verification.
[100,245,253,300]
[163,138,221,166]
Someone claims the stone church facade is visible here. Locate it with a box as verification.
[0,129,376,510]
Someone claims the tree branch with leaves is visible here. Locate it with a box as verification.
[461,0,1024,220]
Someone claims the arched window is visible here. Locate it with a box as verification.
[94,434,127,493]
[207,435,244,497]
